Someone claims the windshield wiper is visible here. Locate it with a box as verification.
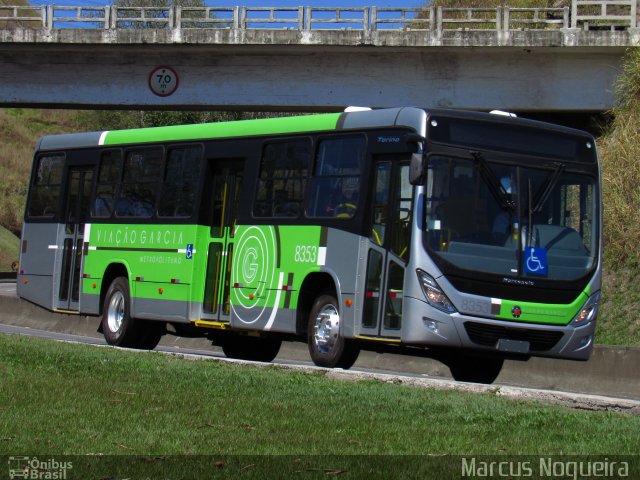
[471,151,515,212]
[531,162,565,213]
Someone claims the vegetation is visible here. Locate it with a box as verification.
[0,109,83,237]
[598,48,640,270]
[591,48,640,346]
[0,224,19,271]
[427,0,569,7]
[417,0,571,30]
[0,0,41,29]
[79,109,244,131]
[1,333,638,458]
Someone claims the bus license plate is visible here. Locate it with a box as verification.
[497,339,530,354]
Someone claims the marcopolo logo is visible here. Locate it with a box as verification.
[8,457,72,479]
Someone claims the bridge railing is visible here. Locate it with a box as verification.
[371,7,434,31]
[504,7,570,30]
[0,3,637,32]
[572,0,637,29]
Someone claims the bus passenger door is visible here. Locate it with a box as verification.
[202,159,244,323]
[57,166,94,312]
[362,158,412,339]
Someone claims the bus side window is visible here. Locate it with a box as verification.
[158,146,202,218]
[115,148,163,218]
[93,150,122,219]
[27,154,65,219]
[306,135,365,219]
[253,139,310,219]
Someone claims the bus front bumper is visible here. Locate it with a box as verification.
[401,297,596,361]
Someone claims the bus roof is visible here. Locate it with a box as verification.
[33,107,591,152]
[34,107,428,151]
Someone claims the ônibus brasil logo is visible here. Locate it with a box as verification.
[511,306,522,319]
[8,457,72,479]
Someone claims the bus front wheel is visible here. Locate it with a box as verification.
[307,293,359,369]
[102,277,162,350]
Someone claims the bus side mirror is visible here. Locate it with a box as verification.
[409,153,425,185]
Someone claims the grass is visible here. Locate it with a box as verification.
[598,267,640,345]
[0,224,19,271]
[0,333,638,458]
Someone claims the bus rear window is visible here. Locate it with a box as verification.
[28,154,64,219]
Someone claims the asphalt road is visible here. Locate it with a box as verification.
[1,282,639,405]
[1,321,638,415]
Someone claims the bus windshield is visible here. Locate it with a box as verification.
[424,154,597,282]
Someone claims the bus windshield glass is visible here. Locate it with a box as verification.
[424,154,597,281]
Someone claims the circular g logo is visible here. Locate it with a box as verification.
[232,226,279,324]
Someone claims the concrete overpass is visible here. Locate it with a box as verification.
[0,3,638,112]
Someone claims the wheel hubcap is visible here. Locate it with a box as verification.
[313,304,340,354]
[107,291,125,333]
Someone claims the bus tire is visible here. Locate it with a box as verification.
[307,293,359,369]
[102,277,145,348]
[221,334,282,362]
[448,354,504,384]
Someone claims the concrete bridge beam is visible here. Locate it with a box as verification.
[0,41,624,112]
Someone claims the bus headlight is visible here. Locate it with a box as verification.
[573,292,600,325]
[416,269,456,314]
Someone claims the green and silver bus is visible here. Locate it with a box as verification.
[17,108,602,382]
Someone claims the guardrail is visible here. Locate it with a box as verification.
[0,2,637,32]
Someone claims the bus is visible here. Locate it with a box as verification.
[17,107,602,383]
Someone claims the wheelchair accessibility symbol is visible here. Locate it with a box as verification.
[524,246,547,276]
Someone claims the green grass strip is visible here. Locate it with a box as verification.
[0,334,638,456]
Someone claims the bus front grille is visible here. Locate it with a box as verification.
[463,321,564,352]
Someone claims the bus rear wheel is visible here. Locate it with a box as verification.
[221,334,282,362]
[102,277,162,350]
[448,354,504,384]
[307,293,359,369]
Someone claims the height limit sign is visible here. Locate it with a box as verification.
[149,66,179,97]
